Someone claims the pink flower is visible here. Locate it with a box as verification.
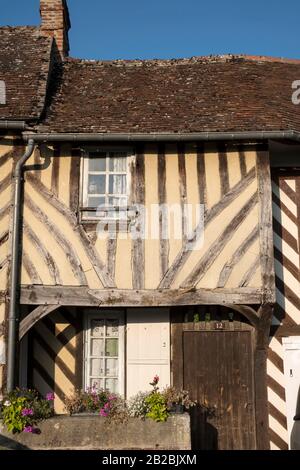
[108,395,116,401]
[104,402,110,409]
[99,408,108,417]
[21,408,34,416]
[46,392,55,401]
[23,426,34,433]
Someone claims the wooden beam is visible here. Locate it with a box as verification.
[131,145,145,289]
[254,303,274,450]
[218,226,259,287]
[256,150,276,303]
[224,304,259,328]
[181,193,258,288]
[159,167,256,288]
[19,304,60,340]
[20,285,268,307]
[26,173,115,288]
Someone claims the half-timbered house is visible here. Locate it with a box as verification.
[1,0,300,450]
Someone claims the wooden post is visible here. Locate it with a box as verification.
[254,303,274,450]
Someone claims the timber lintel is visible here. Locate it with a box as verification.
[21,285,270,308]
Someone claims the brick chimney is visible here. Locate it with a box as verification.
[40,0,71,58]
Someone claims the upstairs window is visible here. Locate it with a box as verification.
[81,149,132,221]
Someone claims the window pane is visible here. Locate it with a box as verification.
[105,358,118,377]
[90,338,104,357]
[88,175,106,194]
[105,339,118,357]
[106,320,119,337]
[91,358,104,376]
[88,196,105,208]
[109,154,127,171]
[89,154,106,171]
[109,175,126,194]
[105,379,118,393]
[91,319,105,337]
[90,378,104,390]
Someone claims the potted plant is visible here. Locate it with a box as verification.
[162,386,196,414]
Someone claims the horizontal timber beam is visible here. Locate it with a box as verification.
[20,285,271,307]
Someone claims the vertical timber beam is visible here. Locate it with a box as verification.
[256,147,276,303]
[255,147,275,449]
[254,303,274,450]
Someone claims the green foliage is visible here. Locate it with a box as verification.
[145,392,168,422]
[2,397,29,433]
[0,388,54,434]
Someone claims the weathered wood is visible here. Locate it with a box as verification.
[19,304,60,340]
[218,143,229,197]
[256,151,276,302]
[131,145,145,289]
[197,143,207,206]
[25,194,87,285]
[23,222,61,285]
[159,167,256,288]
[170,309,184,390]
[158,144,169,278]
[178,143,188,243]
[239,255,260,287]
[51,147,60,197]
[254,303,274,450]
[69,149,81,214]
[26,174,115,287]
[224,304,259,328]
[107,237,117,281]
[181,193,258,288]
[22,252,42,285]
[183,330,256,449]
[20,285,267,307]
[218,226,259,287]
[27,172,115,287]
[238,147,247,178]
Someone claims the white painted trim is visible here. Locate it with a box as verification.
[83,309,125,396]
[80,148,135,222]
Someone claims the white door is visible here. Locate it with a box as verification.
[84,310,125,395]
[126,308,170,398]
[283,336,300,448]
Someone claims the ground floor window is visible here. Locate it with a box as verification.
[84,310,125,394]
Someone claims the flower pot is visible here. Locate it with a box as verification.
[169,404,184,414]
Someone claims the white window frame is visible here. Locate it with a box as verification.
[83,310,125,396]
[80,147,134,222]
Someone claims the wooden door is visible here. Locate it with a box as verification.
[183,330,256,450]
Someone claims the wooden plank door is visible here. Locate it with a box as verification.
[183,330,256,450]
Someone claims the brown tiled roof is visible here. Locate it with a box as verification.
[39,54,300,134]
[0,27,53,122]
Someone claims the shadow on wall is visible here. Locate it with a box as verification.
[0,433,29,450]
[291,385,300,450]
[190,404,218,450]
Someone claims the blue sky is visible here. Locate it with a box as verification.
[1,0,300,60]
